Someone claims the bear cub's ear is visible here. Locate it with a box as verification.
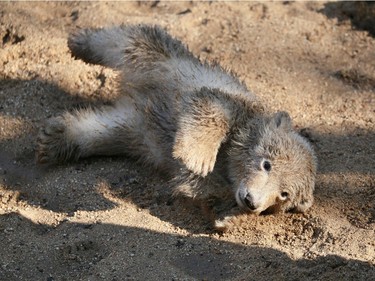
[272,111,292,131]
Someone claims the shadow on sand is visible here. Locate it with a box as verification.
[0,212,374,280]
[0,77,374,232]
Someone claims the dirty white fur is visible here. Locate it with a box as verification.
[36,24,317,230]
[69,106,130,152]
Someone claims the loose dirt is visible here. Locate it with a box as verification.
[0,2,374,280]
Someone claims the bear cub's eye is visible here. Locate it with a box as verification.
[281,192,289,199]
[262,160,272,172]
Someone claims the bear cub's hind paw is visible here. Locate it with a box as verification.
[36,117,72,163]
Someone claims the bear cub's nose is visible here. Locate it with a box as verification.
[244,193,257,210]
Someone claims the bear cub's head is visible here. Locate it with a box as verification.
[230,111,317,215]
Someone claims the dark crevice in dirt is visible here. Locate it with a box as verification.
[333,68,375,91]
[70,10,79,22]
[2,27,25,46]
[320,2,375,37]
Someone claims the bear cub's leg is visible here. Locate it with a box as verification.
[36,103,136,163]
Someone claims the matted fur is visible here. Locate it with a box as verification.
[36,24,317,230]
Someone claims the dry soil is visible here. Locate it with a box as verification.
[0,2,374,281]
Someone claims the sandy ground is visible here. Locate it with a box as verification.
[0,2,374,280]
